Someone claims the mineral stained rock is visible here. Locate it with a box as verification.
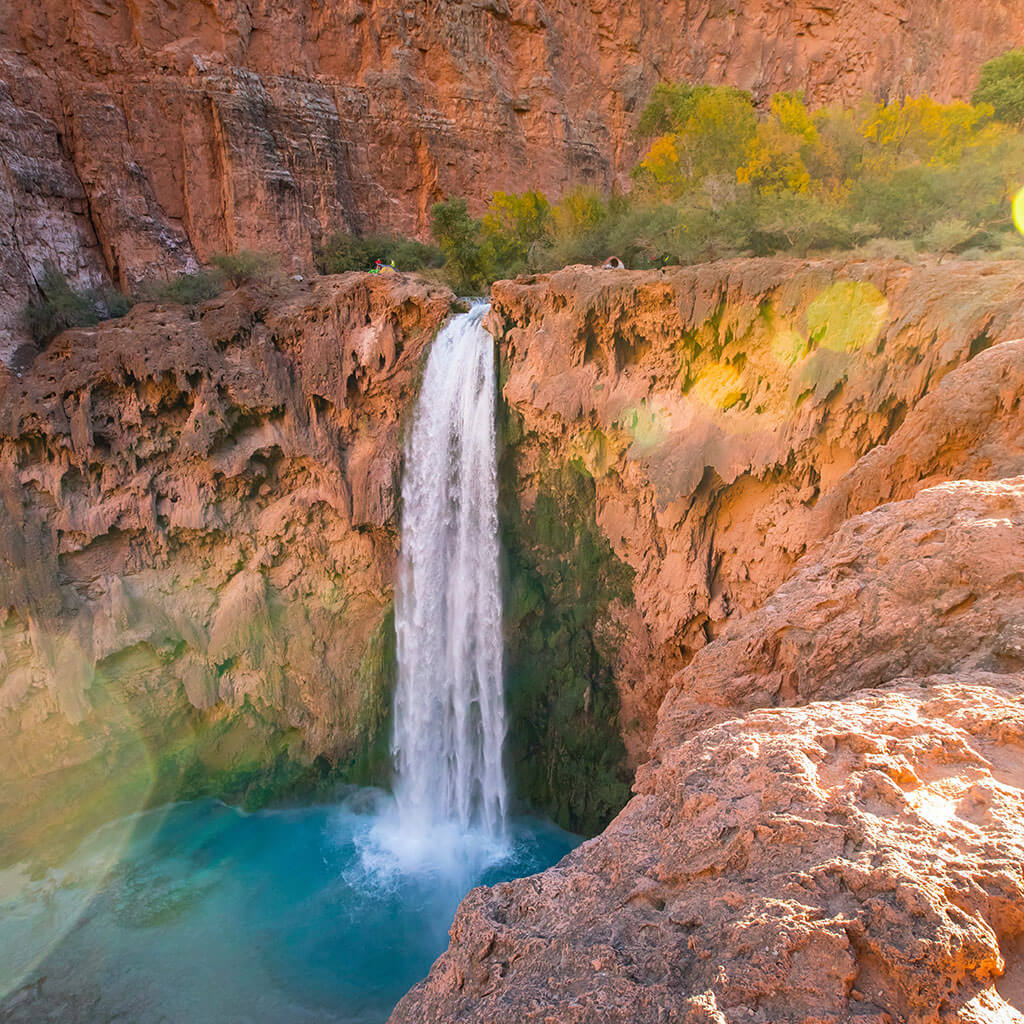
[4,0,1024,356]
[390,472,1024,1023]
[491,259,1024,768]
[393,264,1024,1021]
[0,272,452,862]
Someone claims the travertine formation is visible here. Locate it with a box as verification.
[0,272,452,862]
[3,257,1024,1020]
[491,259,1024,764]
[391,346,1024,1023]
[4,0,1024,358]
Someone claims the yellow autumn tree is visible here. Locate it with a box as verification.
[861,96,999,171]
[480,190,552,274]
[636,85,757,193]
[738,93,817,194]
[551,186,608,239]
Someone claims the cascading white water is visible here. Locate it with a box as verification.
[391,302,507,840]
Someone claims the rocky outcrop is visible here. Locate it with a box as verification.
[490,259,1024,829]
[390,426,1024,1022]
[0,272,452,864]
[4,0,1024,358]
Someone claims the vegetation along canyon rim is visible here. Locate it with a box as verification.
[1,2,1024,1022]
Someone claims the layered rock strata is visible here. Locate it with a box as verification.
[4,0,1024,357]
[0,272,452,863]
[391,339,1024,1022]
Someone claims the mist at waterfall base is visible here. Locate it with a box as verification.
[0,305,579,1022]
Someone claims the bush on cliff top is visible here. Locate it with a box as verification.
[209,249,280,287]
[138,268,226,308]
[432,58,1024,286]
[24,262,133,345]
[314,231,443,275]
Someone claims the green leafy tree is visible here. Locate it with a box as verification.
[430,198,487,293]
[635,81,702,136]
[480,190,552,277]
[552,186,608,240]
[973,47,1024,124]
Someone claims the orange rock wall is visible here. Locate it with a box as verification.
[0,272,452,862]
[392,271,1024,1024]
[491,259,1024,764]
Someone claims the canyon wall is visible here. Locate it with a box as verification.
[0,272,452,864]
[392,272,1024,1024]
[3,254,1023,1019]
[4,0,1024,359]
[491,257,1024,829]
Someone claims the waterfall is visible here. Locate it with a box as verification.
[391,302,507,839]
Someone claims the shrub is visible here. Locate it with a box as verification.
[208,249,279,286]
[314,232,443,274]
[23,262,132,345]
[919,217,982,255]
[139,269,225,307]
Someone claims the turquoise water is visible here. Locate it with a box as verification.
[0,793,578,1023]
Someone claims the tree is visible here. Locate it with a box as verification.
[480,190,552,276]
[738,93,817,195]
[860,96,996,171]
[636,85,757,193]
[552,186,608,239]
[635,81,701,137]
[973,48,1024,125]
[430,198,486,293]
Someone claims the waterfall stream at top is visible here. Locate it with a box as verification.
[393,301,507,836]
[360,301,509,878]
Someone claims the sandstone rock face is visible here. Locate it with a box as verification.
[390,470,1024,1023]
[0,272,452,862]
[491,259,1024,775]
[4,0,1024,358]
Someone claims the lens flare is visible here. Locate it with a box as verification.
[1013,187,1024,237]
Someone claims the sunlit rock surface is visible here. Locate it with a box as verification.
[0,273,452,863]
[491,259,1024,775]
[4,0,1024,355]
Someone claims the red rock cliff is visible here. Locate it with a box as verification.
[491,258,1024,771]
[4,0,1024,358]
